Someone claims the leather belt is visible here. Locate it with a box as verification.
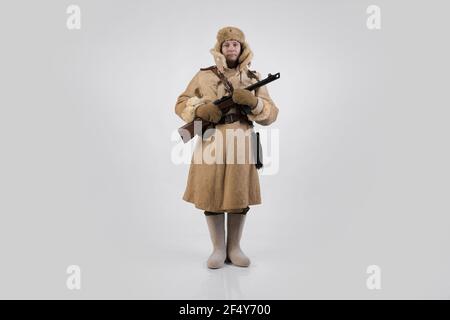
[218,112,253,126]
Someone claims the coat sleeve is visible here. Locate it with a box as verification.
[246,71,279,126]
[174,71,206,123]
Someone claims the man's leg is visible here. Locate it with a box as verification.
[226,207,251,267]
[204,211,226,269]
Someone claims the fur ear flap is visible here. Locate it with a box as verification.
[214,41,221,53]
[238,42,253,71]
[210,48,227,73]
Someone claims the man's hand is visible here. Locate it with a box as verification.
[195,102,222,123]
[232,88,258,109]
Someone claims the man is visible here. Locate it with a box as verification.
[174,26,279,269]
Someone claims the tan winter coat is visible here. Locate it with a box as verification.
[174,41,279,212]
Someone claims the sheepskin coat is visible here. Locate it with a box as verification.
[174,41,279,212]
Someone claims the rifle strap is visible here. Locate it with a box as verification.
[200,65,234,95]
[247,69,260,81]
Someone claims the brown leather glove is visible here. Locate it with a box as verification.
[232,88,258,109]
[195,102,222,123]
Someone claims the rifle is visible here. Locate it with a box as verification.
[178,72,280,143]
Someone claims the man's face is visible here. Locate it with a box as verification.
[221,40,241,62]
